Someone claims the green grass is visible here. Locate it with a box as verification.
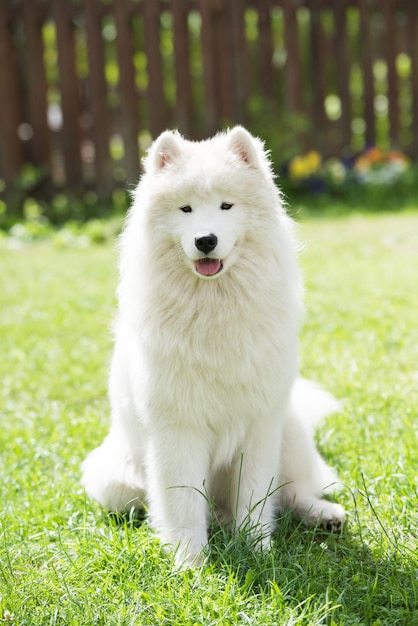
[1,212,417,625]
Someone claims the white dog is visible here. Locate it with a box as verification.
[81,126,345,565]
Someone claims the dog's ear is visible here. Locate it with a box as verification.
[146,130,182,171]
[227,126,260,168]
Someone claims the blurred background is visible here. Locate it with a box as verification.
[0,0,417,226]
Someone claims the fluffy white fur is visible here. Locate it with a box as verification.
[81,126,345,566]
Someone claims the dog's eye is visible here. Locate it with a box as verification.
[180,205,192,213]
[220,202,233,210]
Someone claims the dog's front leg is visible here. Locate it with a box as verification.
[146,427,210,567]
[230,423,281,549]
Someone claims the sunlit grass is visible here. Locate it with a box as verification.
[1,212,417,624]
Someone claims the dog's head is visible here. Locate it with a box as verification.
[137,126,283,280]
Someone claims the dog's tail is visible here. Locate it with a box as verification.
[290,377,341,429]
[280,377,343,499]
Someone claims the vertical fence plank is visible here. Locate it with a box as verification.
[406,2,418,155]
[359,0,375,146]
[197,0,236,128]
[53,0,83,188]
[22,0,50,173]
[85,0,112,197]
[0,2,23,187]
[212,0,235,124]
[308,0,328,152]
[198,0,237,132]
[227,0,248,125]
[383,0,399,147]
[199,0,221,134]
[143,0,169,137]
[283,0,303,115]
[258,0,275,102]
[333,0,351,152]
[172,0,195,136]
[114,0,140,184]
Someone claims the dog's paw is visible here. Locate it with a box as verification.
[174,547,206,570]
[292,496,346,532]
[318,502,346,532]
[170,533,209,570]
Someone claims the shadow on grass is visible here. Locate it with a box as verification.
[106,507,147,529]
[207,508,417,623]
[103,492,416,623]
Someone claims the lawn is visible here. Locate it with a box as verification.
[1,211,417,625]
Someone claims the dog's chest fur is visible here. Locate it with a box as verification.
[137,267,298,435]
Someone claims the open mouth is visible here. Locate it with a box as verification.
[194,258,223,277]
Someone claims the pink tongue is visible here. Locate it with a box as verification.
[195,258,221,276]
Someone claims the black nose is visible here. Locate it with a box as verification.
[194,233,218,254]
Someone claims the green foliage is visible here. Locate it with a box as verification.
[3,216,123,249]
[0,212,417,624]
[250,101,311,165]
[281,162,418,217]
[0,187,129,239]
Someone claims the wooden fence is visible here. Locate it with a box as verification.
[1,0,418,210]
